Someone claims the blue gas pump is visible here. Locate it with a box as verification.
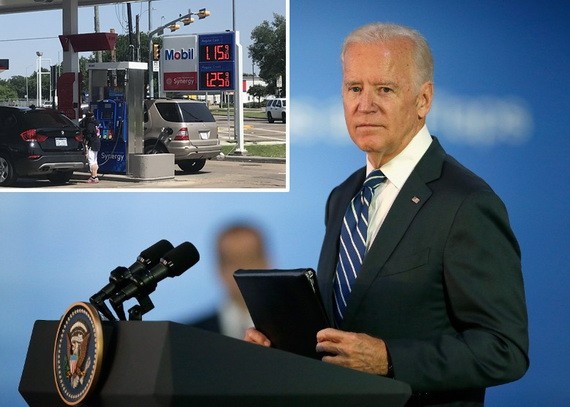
[94,99,128,173]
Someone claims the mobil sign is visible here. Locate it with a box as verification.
[161,35,198,91]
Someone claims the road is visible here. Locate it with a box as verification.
[216,116,286,144]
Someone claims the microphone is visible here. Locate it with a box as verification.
[89,239,174,320]
[109,241,200,312]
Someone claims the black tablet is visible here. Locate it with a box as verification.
[233,268,331,359]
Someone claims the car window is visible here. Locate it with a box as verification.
[5,114,17,129]
[178,103,215,123]
[0,111,5,129]
[155,103,182,122]
[22,110,74,129]
[0,111,17,131]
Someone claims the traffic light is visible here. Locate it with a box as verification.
[168,23,180,32]
[152,43,160,61]
[197,8,210,19]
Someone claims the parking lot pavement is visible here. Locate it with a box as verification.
[20,156,287,190]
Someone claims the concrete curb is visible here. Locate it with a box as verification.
[219,154,286,164]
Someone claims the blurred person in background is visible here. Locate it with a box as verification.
[188,223,270,339]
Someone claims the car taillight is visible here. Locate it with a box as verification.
[174,127,189,141]
[74,133,84,142]
[20,129,48,142]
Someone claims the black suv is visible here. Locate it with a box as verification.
[0,106,85,186]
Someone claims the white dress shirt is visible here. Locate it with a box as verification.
[218,299,254,339]
[366,125,433,249]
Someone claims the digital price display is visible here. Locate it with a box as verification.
[198,32,235,91]
[199,43,232,62]
[201,70,232,89]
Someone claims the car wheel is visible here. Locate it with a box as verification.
[267,112,274,123]
[0,153,16,186]
[144,141,168,154]
[281,112,286,123]
[178,159,206,173]
[48,171,74,185]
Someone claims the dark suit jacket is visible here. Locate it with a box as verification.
[186,312,222,334]
[317,138,529,406]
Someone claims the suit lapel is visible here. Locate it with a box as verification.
[343,138,446,324]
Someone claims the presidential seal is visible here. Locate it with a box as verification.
[53,302,104,406]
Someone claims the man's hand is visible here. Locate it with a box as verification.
[244,327,271,347]
[316,328,390,376]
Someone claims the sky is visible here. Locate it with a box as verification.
[0,0,285,79]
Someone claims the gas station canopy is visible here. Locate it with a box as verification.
[0,0,141,121]
[59,32,118,52]
[0,0,136,15]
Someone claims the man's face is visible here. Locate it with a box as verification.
[342,39,432,167]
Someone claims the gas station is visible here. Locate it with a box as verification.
[0,0,245,181]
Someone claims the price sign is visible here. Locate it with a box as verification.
[198,32,235,91]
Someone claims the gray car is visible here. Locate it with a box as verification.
[143,99,221,173]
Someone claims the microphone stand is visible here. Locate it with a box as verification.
[111,299,127,321]
[128,295,155,321]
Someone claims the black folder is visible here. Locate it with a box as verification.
[234,268,331,359]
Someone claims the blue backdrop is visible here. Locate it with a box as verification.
[1,1,569,405]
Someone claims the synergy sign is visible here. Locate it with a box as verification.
[160,32,236,92]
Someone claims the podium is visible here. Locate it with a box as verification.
[19,320,411,407]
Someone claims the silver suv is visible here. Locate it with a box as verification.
[266,98,286,123]
[143,99,221,173]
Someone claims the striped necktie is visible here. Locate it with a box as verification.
[333,169,386,324]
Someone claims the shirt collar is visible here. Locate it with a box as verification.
[366,125,432,190]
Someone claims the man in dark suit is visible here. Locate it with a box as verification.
[188,223,270,339]
[246,23,529,405]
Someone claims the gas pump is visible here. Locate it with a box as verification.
[95,99,128,173]
[87,62,146,175]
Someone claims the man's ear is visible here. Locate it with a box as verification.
[416,81,433,119]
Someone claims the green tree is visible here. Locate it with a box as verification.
[247,83,269,105]
[0,80,17,101]
[2,70,52,103]
[248,14,286,97]
[100,32,152,63]
[7,75,27,98]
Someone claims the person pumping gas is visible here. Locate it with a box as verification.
[79,110,101,184]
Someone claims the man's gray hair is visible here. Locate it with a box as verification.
[341,23,434,89]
